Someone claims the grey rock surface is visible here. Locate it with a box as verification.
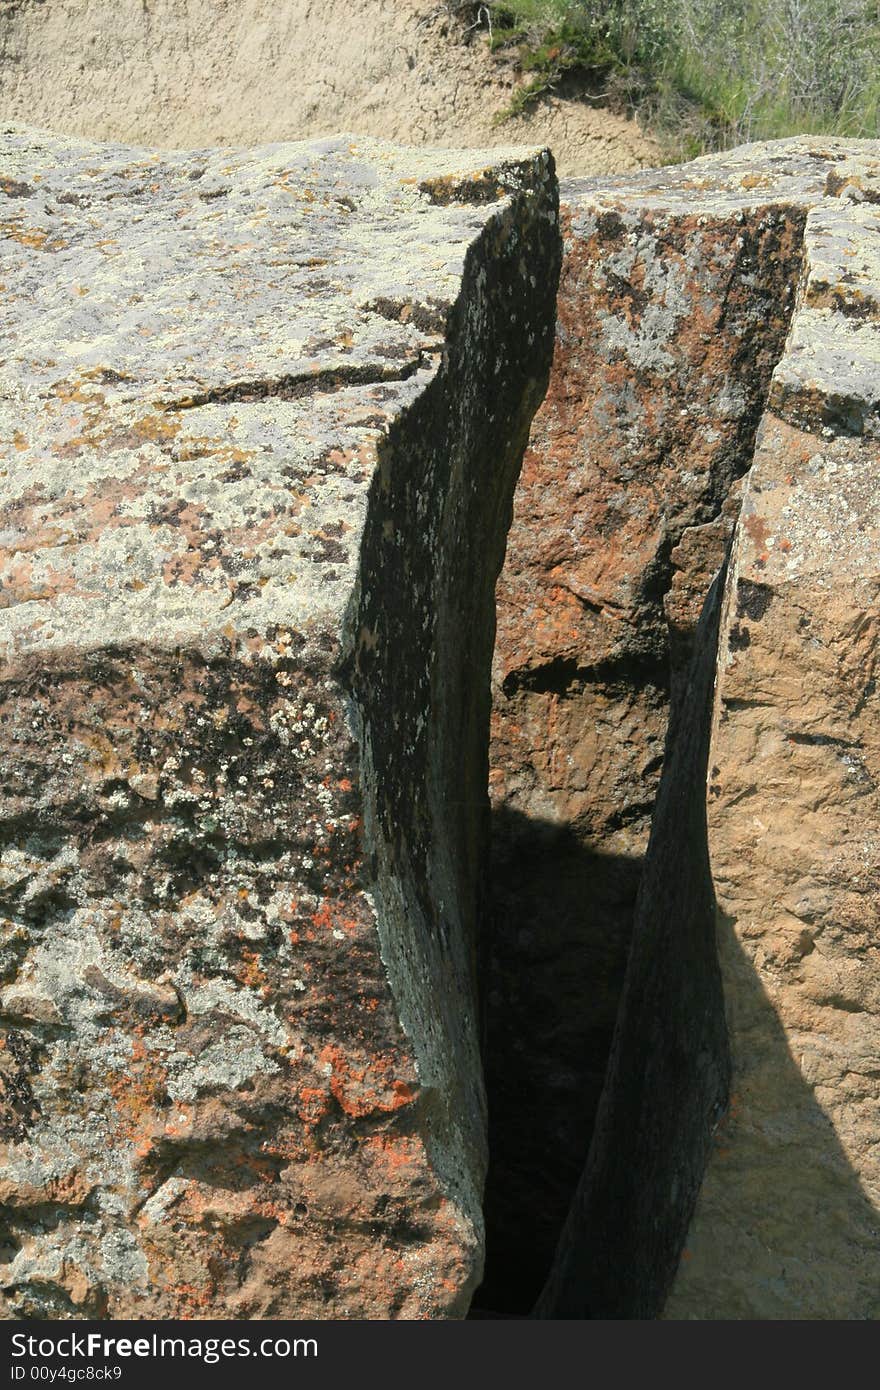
[0,125,559,1319]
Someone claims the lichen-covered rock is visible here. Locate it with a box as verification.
[666,192,880,1319]
[0,126,559,1319]
[483,139,865,1310]
[523,138,880,1320]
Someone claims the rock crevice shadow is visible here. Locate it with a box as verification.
[473,812,643,1315]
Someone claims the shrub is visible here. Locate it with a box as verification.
[459,0,880,157]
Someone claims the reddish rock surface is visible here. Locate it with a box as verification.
[523,139,880,1321]
[481,139,879,1312]
[667,197,880,1314]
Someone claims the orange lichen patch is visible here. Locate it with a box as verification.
[74,729,125,775]
[361,1133,426,1175]
[0,220,66,251]
[128,411,183,447]
[59,404,184,458]
[162,1281,216,1319]
[319,1043,417,1119]
[238,947,267,992]
[522,586,581,658]
[175,437,256,467]
[105,1042,168,1154]
[311,898,361,937]
[298,1085,331,1129]
[48,377,108,406]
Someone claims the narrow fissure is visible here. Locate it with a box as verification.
[471,200,809,1318]
[160,355,437,411]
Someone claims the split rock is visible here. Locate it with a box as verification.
[0,126,559,1319]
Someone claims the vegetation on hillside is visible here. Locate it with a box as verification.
[453,0,880,158]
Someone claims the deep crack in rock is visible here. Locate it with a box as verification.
[2,123,880,1323]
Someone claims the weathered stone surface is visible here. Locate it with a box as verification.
[482,139,863,1311]
[666,197,880,1318]
[4,118,878,1323]
[516,139,880,1320]
[0,126,559,1319]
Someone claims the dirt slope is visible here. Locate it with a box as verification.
[0,0,659,175]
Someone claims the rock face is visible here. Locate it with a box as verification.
[483,143,807,1311]
[0,126,559,1319]
[535,556,731,1319]
[2,120,878,1324]
[482,137,880,1315]
[666,191,880,1319]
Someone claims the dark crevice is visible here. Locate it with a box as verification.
[532,552,733,1318]
[471,813,644,1317]
[500,649,671,699]
[161,355,437,412]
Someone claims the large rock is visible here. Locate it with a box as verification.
[0,126,559,1319]
[666,191,880,1319]
[483,137,880,1315]
[482,140,818,1309]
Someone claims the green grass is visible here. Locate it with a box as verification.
[465,0,880,157]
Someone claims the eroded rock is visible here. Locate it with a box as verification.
[666,195,880,1319]
[484,136,880,1316]
[0,127,559,1319]
[483,139,817,1310]
[3,120,878,1324]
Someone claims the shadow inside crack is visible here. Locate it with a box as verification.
[474,547,880,1319]
[472,789,880,1323]
[471,807,643,1316]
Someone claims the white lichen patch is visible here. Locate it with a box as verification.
[163,1030,281,1102]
